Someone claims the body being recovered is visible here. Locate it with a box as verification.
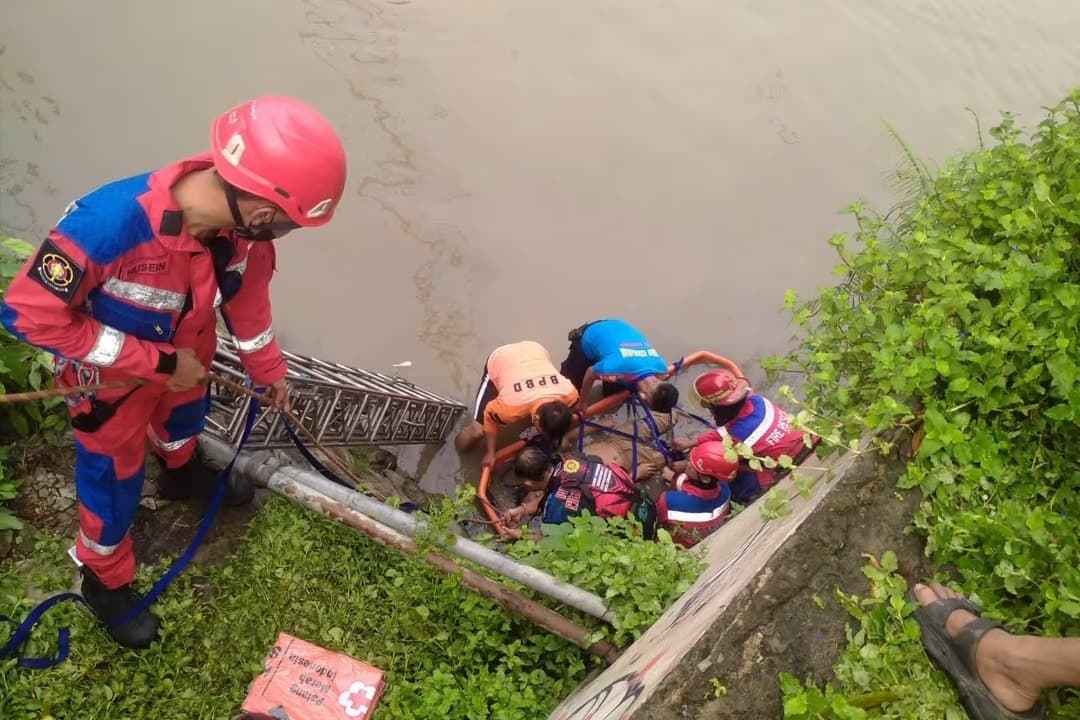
[517,411,731,548]
[570,413,732,547]
[0,157,285,589]
[573,412,675,480]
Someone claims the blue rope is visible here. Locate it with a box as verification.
[571,392,689,479]
[283,420,349,486]
[0,395,260,669]
[282,417,419,513]
[628,394,681,464]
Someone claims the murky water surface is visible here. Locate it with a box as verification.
[3,1,1077,488]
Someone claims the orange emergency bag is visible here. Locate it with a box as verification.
[241,633,386,720]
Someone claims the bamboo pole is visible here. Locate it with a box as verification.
[0,379,141,404]
[267,474,619,663]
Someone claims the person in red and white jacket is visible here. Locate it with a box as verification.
[671,369,819,497]
[0,96,346,649]
[656,442,735,548]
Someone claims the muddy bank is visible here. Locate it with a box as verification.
[639,451,928,720]
[5,443,435,568]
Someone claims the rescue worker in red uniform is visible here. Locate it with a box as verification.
[0,95,347,648]
[656,442,735,548]
[670,369,819,498]
[502,446,656,538]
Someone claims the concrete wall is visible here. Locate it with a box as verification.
[547,448,862,720]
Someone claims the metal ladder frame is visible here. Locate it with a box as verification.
[204,333,466,449]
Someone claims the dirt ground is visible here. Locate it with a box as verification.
[639,450,929,720]
[4,442,434,569]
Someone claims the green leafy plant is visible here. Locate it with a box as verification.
[508,514,705,646]
[782,559,986,719]
[780,674,869,720]
[0,497,593,719]
[769,92,1080,717]
[0,450,20,531]
[0,234,69,530]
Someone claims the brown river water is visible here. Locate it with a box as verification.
[2,0,1077,489]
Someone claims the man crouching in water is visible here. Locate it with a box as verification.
[455,340,578,469]
[503,436,734,548]
[501,447,656,540]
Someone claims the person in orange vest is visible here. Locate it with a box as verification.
[454,341,579,469]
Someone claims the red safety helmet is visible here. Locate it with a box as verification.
[688,441,739,480]
[691,369,750,408]
[211,95,347,228]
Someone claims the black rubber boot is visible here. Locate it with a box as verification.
[155,454,254,507]
[80,566,160,649]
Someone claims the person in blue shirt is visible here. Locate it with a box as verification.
[559,318,679,413]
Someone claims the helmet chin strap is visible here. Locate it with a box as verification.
[224,184,275,241]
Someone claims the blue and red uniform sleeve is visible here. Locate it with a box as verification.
[221,241,287,386]
[0,230,175,379]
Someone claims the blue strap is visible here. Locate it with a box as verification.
[281,413,419,513]
[283,420,349,486]
[579,419,637,444]
[0,593,81,669]
[114,396,259,625]
[628,394,681,464]
[0,396,259,669]
[571,396,686,477]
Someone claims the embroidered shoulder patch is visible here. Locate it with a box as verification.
[562,459,581,473]
[28,238,86,303]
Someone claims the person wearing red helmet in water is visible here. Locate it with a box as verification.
[0,95,347,648]
[670,369,818,499]
[656,441,734,548]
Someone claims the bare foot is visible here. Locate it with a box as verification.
[914,583,1041,714]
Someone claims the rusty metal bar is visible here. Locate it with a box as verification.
[197,435,617,625]
[265,472,620,663]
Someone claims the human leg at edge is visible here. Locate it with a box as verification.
[149,384,252,505]
[74,385,161,648]
[915,582,1080,716]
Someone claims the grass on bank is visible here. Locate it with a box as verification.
[0,497,592,720]
[0,493,705,720]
